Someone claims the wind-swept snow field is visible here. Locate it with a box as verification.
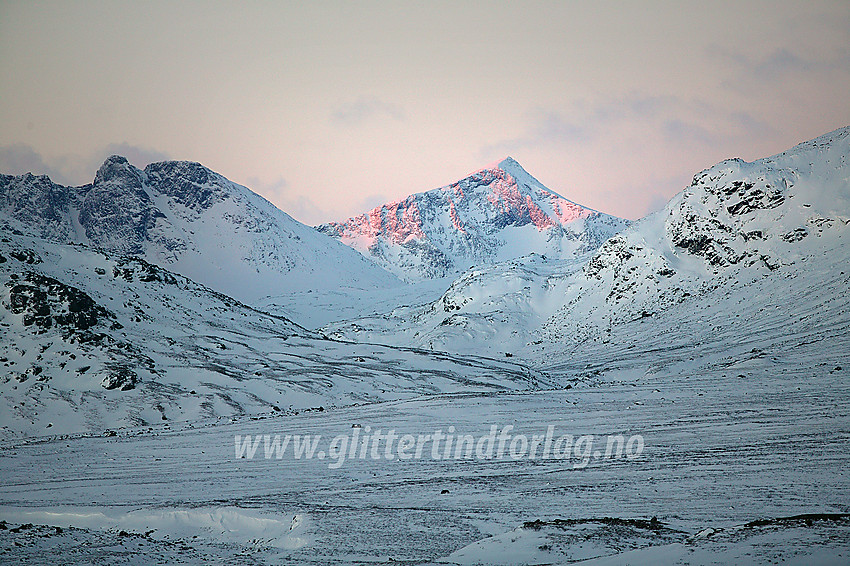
[1,129,849,564]
[2,351,848,563]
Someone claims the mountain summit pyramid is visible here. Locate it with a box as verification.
[317,157,629,279]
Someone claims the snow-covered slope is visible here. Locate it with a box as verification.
[325,127,850,357]
[324,253,588,355]
[0,234,549,439]
[317,157,629,280]
[0,156,401,308]
[538,125,850,346]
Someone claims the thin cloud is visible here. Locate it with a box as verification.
[711,45,850,93]
[278,194,327,225]
[644,193,673,216]
[0,143,172,186]
[100,143,170,168]
[354,193,390,214]
[710,47,811,79]
[728,112,775,137]
[245,175,288,196]
[245,175,334,224]
[0,144,68,183]
[331,96,405,126]
[480,109,589,157]
[481,93,782,161]
[625,95,678,118]
[481,94,689,158]
[662,119,719,147]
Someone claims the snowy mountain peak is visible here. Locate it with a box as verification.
[143,160,231,213]
[535,125,850,345]
[489,156,547,191]
[474,155,521,175]
[93,155,143,187]
[0,158,401,309]
[318,158,629,280]
[95,154,130,173]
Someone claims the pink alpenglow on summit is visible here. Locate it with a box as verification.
[317,157,629,280]
[550,195,595,225]
[343,196,427,247]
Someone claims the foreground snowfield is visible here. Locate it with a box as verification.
[2,256,848,563]
[1,353,848,563]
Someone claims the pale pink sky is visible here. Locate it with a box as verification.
[1,1,849,223]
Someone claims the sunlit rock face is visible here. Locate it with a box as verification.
[318,157,630,280]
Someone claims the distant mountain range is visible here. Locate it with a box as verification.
[325,127,850,359]
[317,157,630,280]
[1,127,848,438]
[0,155,401,306]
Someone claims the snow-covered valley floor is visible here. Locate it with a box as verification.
[2,243,849,564]
[2,334,848,563]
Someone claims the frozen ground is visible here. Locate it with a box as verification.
[257,276,455,329]
[3,235,848,562]
[2,321,848,563]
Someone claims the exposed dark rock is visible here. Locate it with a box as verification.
[0,173,72,240]
[744,513,850,528]
[782,227,809,243]
[101,366,137,391]
[78,156,164,255]
[523,517,682,533]
[112,257,178,284]
[6,272,114,333]
[145,161,229,212]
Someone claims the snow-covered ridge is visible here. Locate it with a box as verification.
[317,157,630,280]
[0,156,401,307]
[538,126,850,344]
[324,127,850,357]
[0,233,549,439]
